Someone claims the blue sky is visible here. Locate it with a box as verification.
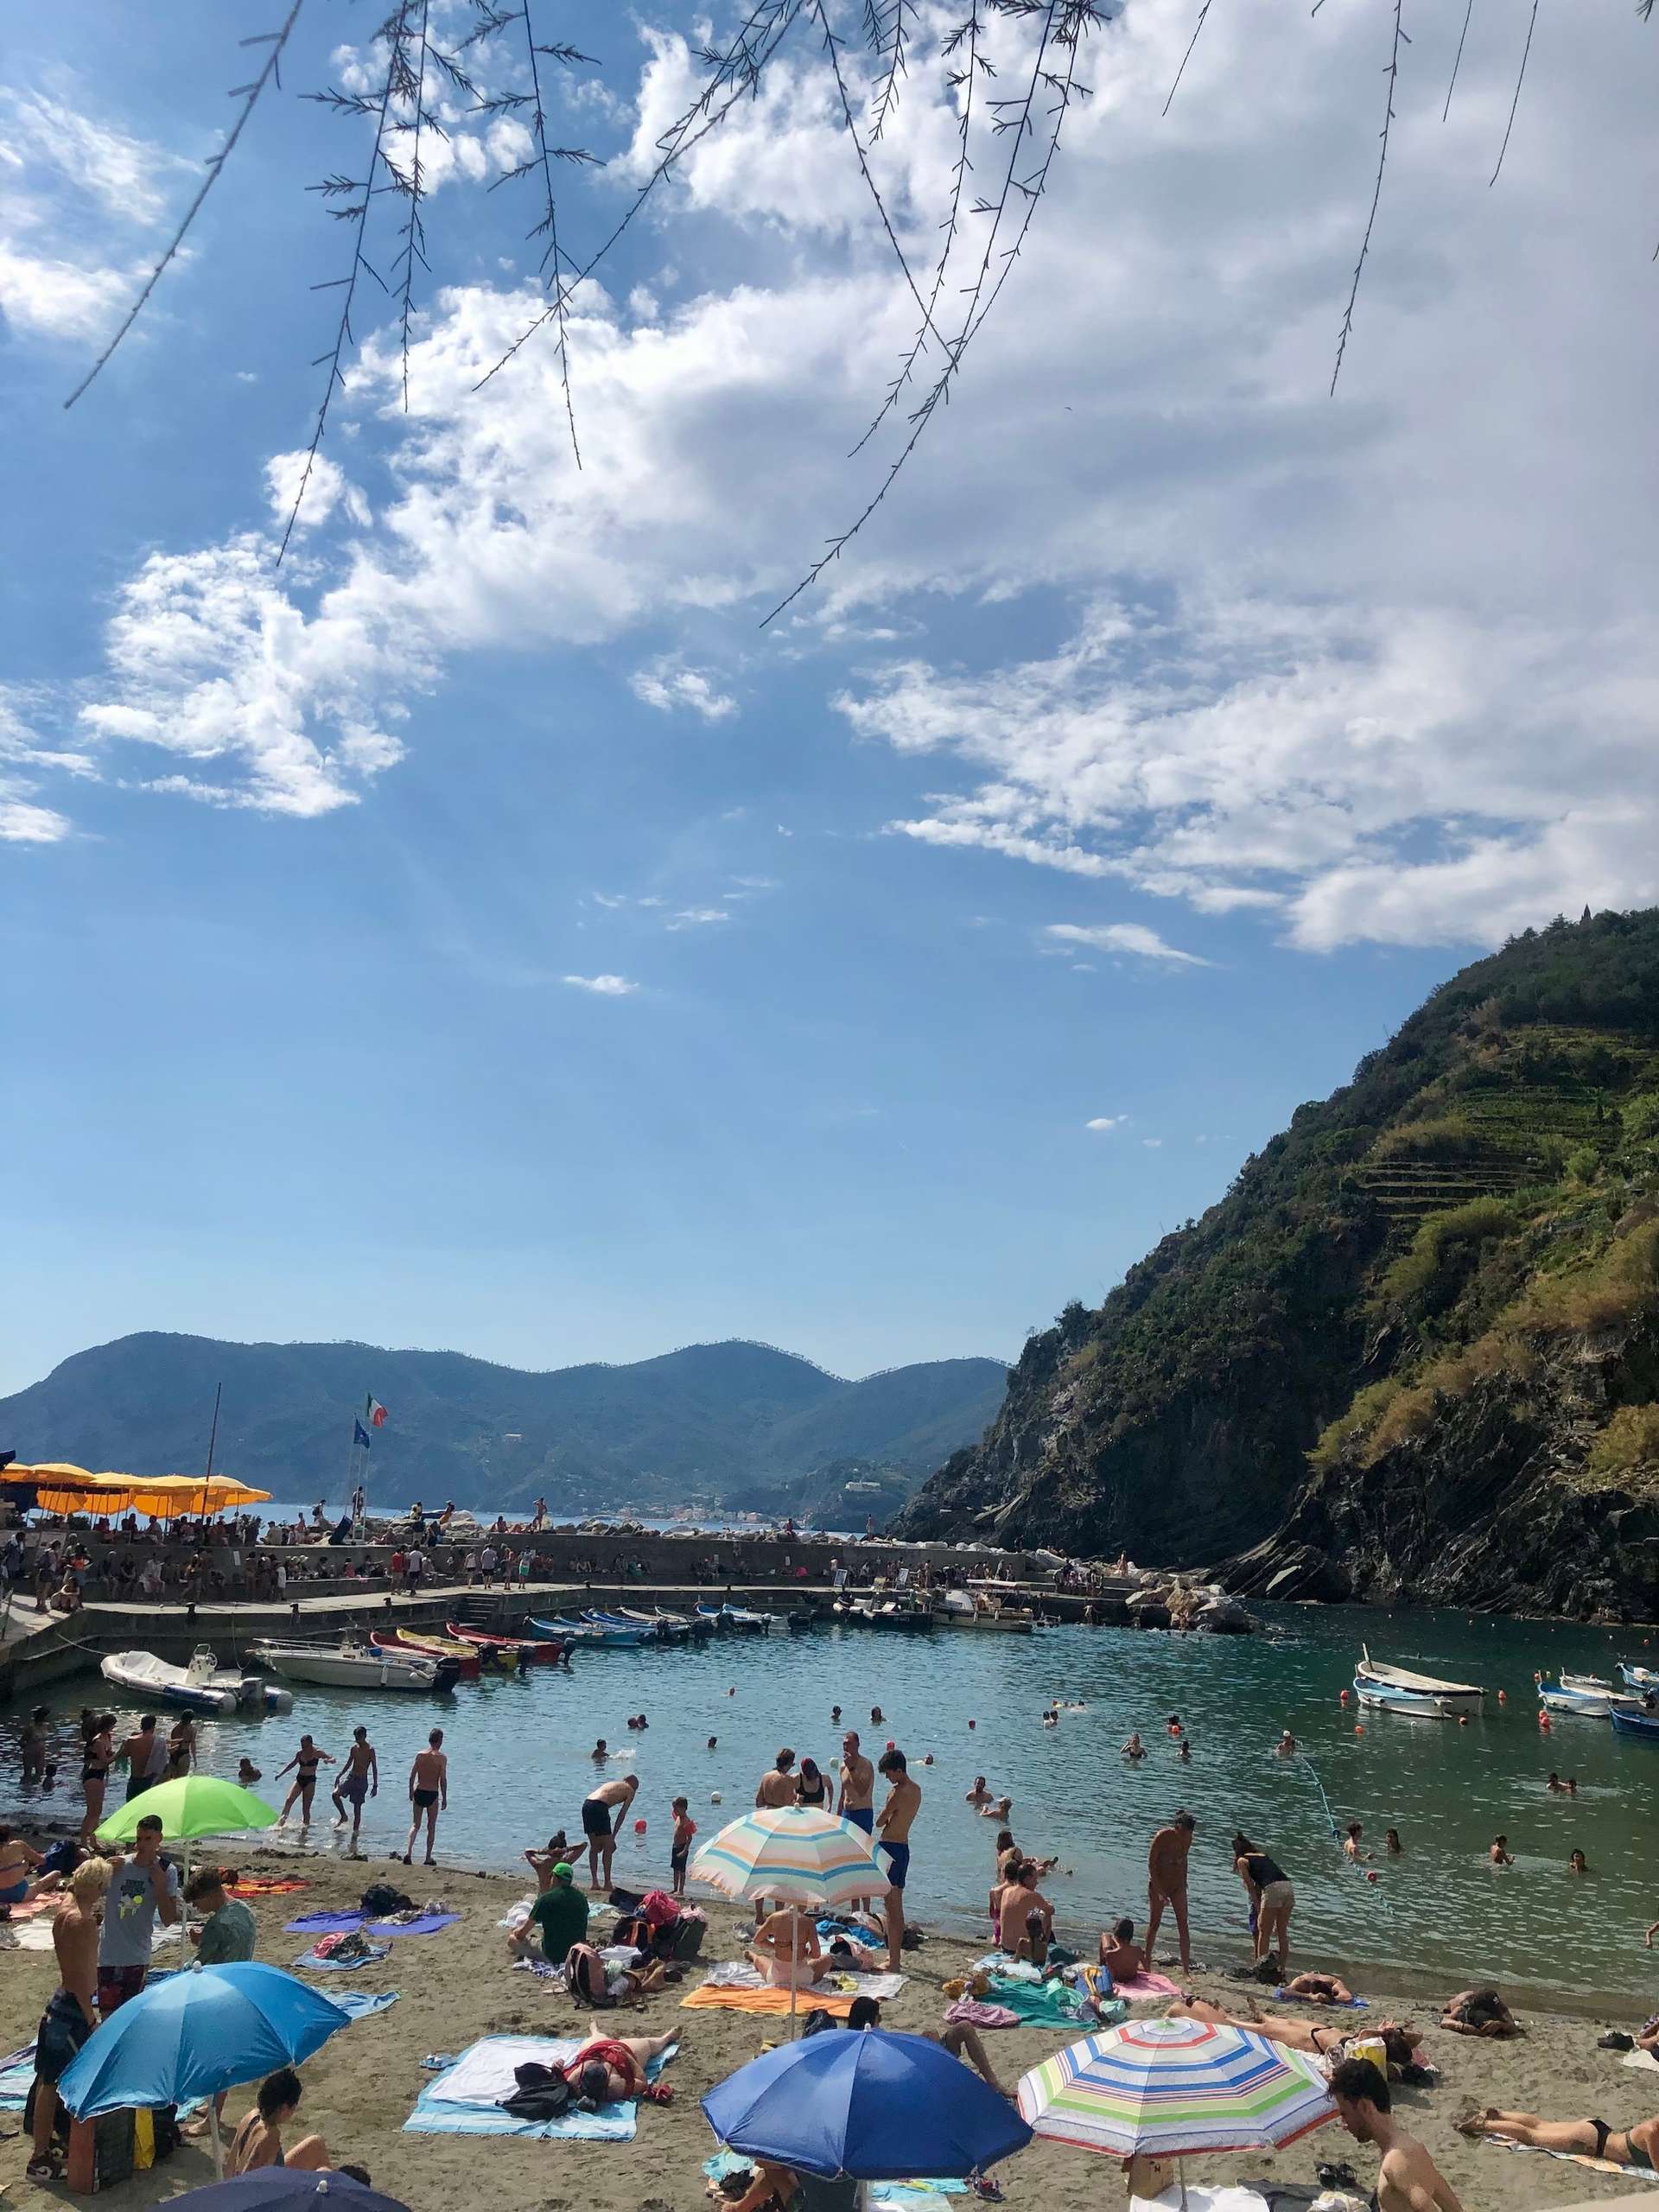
[2,1,1656,1397]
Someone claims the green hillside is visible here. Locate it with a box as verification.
[0,1334,1007,1516]
[897,908,1659,1616]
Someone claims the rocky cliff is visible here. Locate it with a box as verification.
[896,908,1659,1618]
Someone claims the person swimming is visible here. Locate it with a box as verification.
[1122,1732,1146,1760]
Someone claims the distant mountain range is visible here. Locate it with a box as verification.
[0,1333,1009,1516]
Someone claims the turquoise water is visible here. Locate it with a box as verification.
[7,1605,1659,2002]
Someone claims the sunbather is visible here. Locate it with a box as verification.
[1284,1971,1355,2003]
[1097,1916,1147,1981]
[748,1908,831,1988]
[1171,1998,1421,2069]
[1440,1986,1523,2037]
[1454,2106,1659,2168]
[844,1994,1007,2096]
[228,2067,331,2174]
[564,2029,677,2106]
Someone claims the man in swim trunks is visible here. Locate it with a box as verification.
[276,1735,334,1829]
[119,1713,168,1802]
[29,1857,109,2181]
[404,1729,448,1866]
[1146,1810,1195,1974]
[581,1771,639,1891]
[1331,2058,1464,2212]
[838,1732,875,1833]
[875,1748,920,1973]
[332,1726,378,1848]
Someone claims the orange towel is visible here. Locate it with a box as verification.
[681,1985,858,2017]
[228,1877,309,1897]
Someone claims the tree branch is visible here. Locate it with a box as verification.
[1331,0,1408,396]
[1489,0,1538,188]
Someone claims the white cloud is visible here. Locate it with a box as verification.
[264,453,371,535]
[1047,921,1209,966]
[0,689,86,844]
[629,658,738,722]
[22,0,1658,935]
[0,241,132,341]
[562,973,639,995]
[666,907,731,931]
[1141,1137,1163,1148]
[0,90,188,223]
[1085,1116,1128,1131]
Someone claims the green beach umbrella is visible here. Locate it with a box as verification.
[98,1777,280,1937]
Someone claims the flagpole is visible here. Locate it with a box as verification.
[200,1382,221,1522]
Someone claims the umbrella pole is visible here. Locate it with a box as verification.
[790,1906,800,2038]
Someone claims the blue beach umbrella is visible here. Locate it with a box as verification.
[702,2026,1033,2181]
[160,2169,409,2212]
[58,1962,352,2172]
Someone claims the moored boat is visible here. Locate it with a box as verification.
[101,1644,289,1715]
[252,1637,457,1691]
[1611,1705,1659,1743]
[936,1588,1034,1633]
[1539,1671,1636,1718]
[1352,1677,1456,1719]
[370,1629,481,1679]
[1620,1662,1659,1693]
[1355,1646,1484,1715]
[444,1621,564,1662]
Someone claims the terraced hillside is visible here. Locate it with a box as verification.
[897,908,1659,1617]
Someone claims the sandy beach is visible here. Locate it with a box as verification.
[4,1835,1659,2212]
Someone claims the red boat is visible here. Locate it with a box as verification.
[444,1620,564,1662]
[370,1629,481,1680]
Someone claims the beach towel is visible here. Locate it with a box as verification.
[287,1910,367,1935]
[405,2035,675,2142]
[944,1999,1021,2029]
[228,1877,308,1897]
[0,2045,36,2111]
[0,1894,58,1923]
[330,1990,400,2019]
[1624,2047,1659,2075]
[683,1984,863,2018]
[702,1962,906,1999]
[817,1917,884,1951]
[294,1940,391,1972]
[1097,1968,1182,2001]
[977,1972,1093,2027]
[2,1916,60,1953]
[1484,2139,1659,2183]
[285,1909,460,1938]
[370,1910,459,1937]
[1274,1986,1368,2009]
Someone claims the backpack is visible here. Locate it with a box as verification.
[564,1942,611,2007]
[499,2063,572,2122]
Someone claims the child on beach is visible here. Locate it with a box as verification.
[671,1797,696,1897]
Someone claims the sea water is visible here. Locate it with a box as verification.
[6,1603,1657,2003]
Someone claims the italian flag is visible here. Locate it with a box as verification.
[365,1394,388,1428]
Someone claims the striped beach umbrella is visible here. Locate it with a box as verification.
[1016,2017,1337,2158]
[689,1808,888,2035]
[689,1805,887,1907]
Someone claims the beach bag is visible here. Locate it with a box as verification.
[639,1889,680,1928]
[499,2063,572,2122]
[669,1913,706,1961]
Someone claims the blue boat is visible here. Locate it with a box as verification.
[1611,1706,1659,1742]
[1620,1662,1659,1693]
[526,1613,646,1649]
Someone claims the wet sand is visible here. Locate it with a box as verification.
[3,1840,1658,2210]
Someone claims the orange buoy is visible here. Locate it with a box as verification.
[1354,1724,1364,1736]
[1497,1689,1506,1704]
[1338,1689,1351,1707]
[1365,1869,1379,1883]
[634,1819,647,1834]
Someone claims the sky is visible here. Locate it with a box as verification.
[2,0,1656,1401]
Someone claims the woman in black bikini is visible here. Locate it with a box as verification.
[79,1714,115,1844]
[1458,2108,1659,2170]
[795,1758,831,1810]
[275,1737,334,1828]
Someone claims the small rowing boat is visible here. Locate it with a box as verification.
[1620,1662,1659,1693]
[444,1620,564,1662]
[370,1629,481,1679]
[1611,1705,1659,1743]
[1354,1646,1484,1716]
[1539,1672,1636,1718]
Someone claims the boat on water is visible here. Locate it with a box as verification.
[443,1621,564,1662]
[1611,1706,1659,1743]
[101,1645,290,1715]
[370,1629,483,1679]
[1620,1662,1659,1693]
[613,1606,691,1641]
[1539,1671,1637,1718]
[1354,1647,1484,1717]
[936,1588,1034,1633]
[695,1603,772,1634]
[527,1613,649,1649]
[251,1638,458,1692]
[582,1611,660,1646]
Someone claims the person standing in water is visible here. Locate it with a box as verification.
[332,1726,378,1848]
[875,1748,921,1974]
[404,1730,448,1866]
[275,1736,334,1829]
[1146,1811,1196,1975]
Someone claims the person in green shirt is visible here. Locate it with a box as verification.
[509,1862,588,1964]
[187,1870,257,1964]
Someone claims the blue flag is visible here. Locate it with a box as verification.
[353,1419,373,1452]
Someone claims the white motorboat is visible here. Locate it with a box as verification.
[1355,1646,1484,1716]
[100,1644,289,1715]
[251,1637,456,1691]
[937,1588,1033,1633]
[1539,1671,1637,1718]
[1620,1662,1659,1693]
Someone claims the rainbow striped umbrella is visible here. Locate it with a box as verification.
[689,1806,887,1906]
[1016,2018,1337,2158]
[689,1808,888,2035]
